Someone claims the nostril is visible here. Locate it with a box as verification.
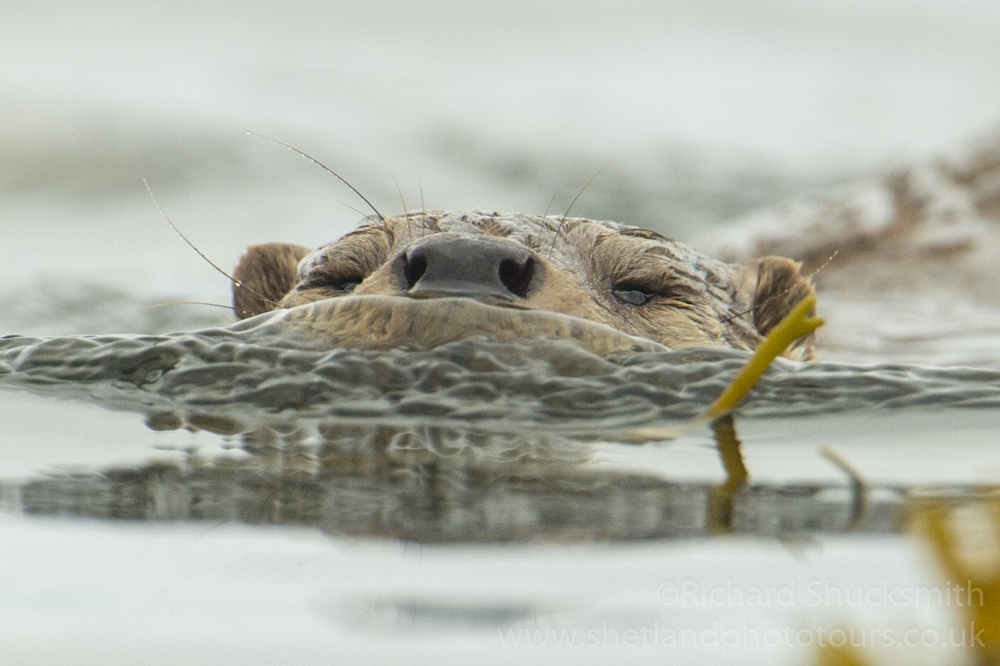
[402,237,538,299]
[403,253,427,289]
[498,257,534,298]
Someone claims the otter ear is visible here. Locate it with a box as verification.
[232,243,312,319]
[747,256,817,360]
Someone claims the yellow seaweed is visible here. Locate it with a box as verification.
[624,294,824,441]
[824,496,1000,665]
[815,644,872,666]
[706,294,824,420]
[914,498,1000,665]
[705,414,750,534]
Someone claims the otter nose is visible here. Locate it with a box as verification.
[402,236,537,300]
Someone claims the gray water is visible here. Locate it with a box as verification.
[4,325,1000,434]
[0,322,991,548]
[4,1,1000,664]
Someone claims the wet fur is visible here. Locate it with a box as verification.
[233,211,817,359]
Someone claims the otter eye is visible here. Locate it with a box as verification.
[613,278,660,306]
[613,287,652,306]
[612,273,697,308]
[339,281,360,292]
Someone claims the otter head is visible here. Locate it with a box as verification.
[232,211,816,359]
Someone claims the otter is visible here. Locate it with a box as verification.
[231,210,817,360]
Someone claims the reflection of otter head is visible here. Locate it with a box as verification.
[233,211,816,359]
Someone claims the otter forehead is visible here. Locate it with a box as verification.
[300,209,735,287]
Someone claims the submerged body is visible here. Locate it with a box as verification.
[232,211,817,359]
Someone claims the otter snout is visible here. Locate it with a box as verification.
[400,235,539,301]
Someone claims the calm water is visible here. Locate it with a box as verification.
[4,324,1000,665]
[4,0,1000,664]
[6,323,981,543]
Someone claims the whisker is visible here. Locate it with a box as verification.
[806,250,839,281]
[542,187,561,219]
[720,308,752,326]
[540,187,562,242]
[720,251,839,326]
[391,174,412,242]
[142,178,275,307]
[339,201,372,219]
[143,301,234,310]
[548,168,604,259]
[419,181,427,237]
[247,132,387,228]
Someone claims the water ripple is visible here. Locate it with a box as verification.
[2,325,999,435]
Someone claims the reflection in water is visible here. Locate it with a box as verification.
[2,328,997,545]
[11,418,906,543]
[706,415,749,534]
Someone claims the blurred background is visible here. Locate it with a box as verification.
[3,0,1000,335]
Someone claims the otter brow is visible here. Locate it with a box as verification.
[299,267,365,291]
[299,233,391,289]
